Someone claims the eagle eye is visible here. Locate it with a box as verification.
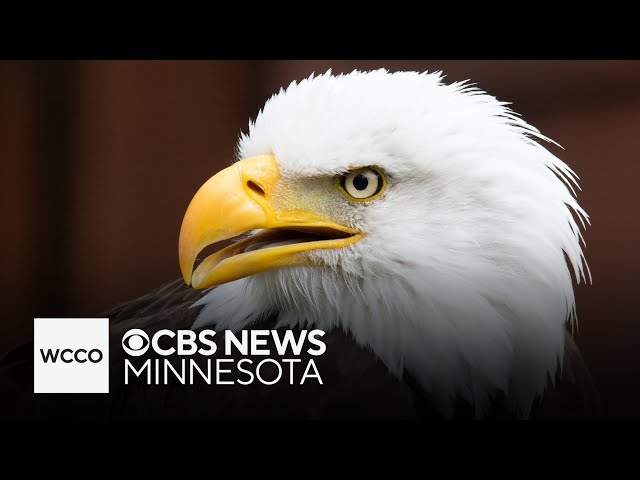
[337,167,386,202]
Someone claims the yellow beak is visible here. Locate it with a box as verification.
[179,155,363,288]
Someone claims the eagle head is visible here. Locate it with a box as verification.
[178,69,589,417]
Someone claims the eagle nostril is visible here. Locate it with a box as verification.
[246,180,266,198]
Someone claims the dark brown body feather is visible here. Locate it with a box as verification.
[0,279,602,419]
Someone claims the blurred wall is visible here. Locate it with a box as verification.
[1,60,639,417]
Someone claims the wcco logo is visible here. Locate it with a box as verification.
[40,348,104,364]
[34,318,109,394]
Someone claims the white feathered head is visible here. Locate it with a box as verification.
[178,69,590,417]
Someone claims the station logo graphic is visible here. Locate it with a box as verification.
[33,318,109,393]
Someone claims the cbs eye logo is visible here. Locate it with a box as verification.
[121,329,150,356]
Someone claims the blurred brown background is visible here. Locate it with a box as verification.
[1,60,638,417]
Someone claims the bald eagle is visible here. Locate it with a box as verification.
[1,69,601,419]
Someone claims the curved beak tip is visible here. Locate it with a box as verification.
[177,155,278,290]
